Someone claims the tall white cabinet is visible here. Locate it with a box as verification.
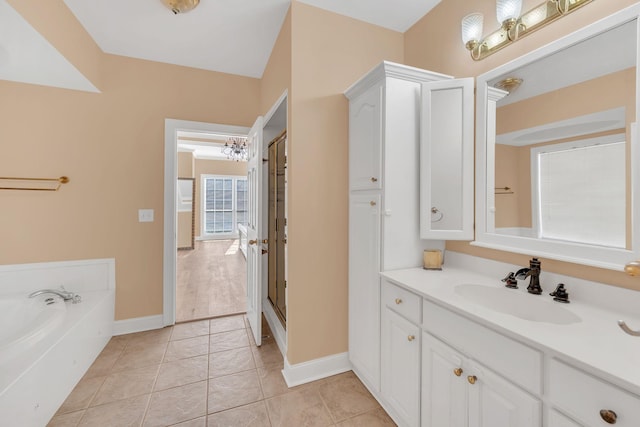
[344,62,451,394]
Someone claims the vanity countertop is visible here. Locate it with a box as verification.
[381,264,640,395]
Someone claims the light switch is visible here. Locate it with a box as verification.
[138,209,154,222]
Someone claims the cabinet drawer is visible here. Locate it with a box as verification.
[549,359,640,427]
[423,299,542,395]
[381,279,421,324]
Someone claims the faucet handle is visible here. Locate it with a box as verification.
[550,283,570,303]
[501,272,518,289]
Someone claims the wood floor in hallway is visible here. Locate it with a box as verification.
[176,239,246,323]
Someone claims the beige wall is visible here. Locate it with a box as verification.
[261,8,292,117]
[178,152,195,178]
[193,159,247,238]
[0,54,259,321]
[405,0,640,291]
[286,2,404,364]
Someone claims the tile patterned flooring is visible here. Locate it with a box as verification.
[48,316,396,427]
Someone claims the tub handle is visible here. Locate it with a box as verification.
[618,320,640,336]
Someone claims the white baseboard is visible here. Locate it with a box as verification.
[262,302,287,356]
[282,352,352,387]
[113,314,165,336]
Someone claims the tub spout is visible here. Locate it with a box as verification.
[29,287,81,303]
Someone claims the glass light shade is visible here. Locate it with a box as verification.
[496,0,522,24]
[461,13,484,44]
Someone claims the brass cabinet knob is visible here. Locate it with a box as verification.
[395,298,402,305]
[248,239,258,245]
[600,409,617,424]
[467,375,477,385]
[453,368,463,377]
[407,335,415,342]
[262,239,269,244]
[370,201,377,206]
[370,177,378,182]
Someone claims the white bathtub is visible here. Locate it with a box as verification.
[0,259,115,427]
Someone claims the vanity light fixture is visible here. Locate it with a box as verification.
[162,0,200,14]
[222,136,248,162]
[462,0,593,61]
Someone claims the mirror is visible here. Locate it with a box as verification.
[475,10,640,270]
[177,177,195,250]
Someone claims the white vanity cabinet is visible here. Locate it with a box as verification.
[381,280,422,426]
[422,314,541,427]
[548,359,640,427]
[345,61,451,393]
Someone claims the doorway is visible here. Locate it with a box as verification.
[163,120,250,327]
[267,130,287,328]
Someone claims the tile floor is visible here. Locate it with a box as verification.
[48,315,396,427]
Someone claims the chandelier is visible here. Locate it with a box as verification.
[222,137,248,162]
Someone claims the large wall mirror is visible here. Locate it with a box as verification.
[475,6,640,270]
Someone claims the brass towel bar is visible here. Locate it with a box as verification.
[495,186,514,195]
[0,176,70,191]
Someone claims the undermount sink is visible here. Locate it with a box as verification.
[454,284,582,325]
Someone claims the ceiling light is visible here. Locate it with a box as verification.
[162,0,200,15]
[462,0,593,61]
[494,77,523,94]
[222,137,248,162]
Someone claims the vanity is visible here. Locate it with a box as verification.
[380,252,640,427]
[346,3,640,427]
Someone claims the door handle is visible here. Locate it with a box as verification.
[249,239,258,245]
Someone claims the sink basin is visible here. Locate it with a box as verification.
[454,284,581,325]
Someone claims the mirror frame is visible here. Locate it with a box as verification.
[474,4,640,271]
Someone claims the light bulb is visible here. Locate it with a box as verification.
[461,13,484,49]
[496,0,522,25]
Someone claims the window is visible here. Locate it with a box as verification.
[532,135,626,248]
[202,175,248,237]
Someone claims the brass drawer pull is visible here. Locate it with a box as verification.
[370,177,378,182]
[395,298,402,305]
[407,335,415,342]
[453,368,463,377]
[467,375,477,385]
[600,409,617,424]
[370,201,377,206]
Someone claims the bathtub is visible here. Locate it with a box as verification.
[0,259,115,427]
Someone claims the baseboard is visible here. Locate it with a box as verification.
[282,352,352,387]
[262,302,287,356]
[113,314,165,336]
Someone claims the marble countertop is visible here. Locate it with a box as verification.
[381,262,640,396]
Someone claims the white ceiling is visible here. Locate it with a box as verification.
[0,0,98,92]
[178,130,247,161]
[62,0,442,79]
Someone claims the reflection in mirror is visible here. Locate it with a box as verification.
[492,19,635,249]
[475,11,640,270]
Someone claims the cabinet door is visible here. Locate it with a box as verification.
[421,332,468,427]
[381,308,421,426]
[348,193,381,391]
[349,83,383,191]
[420,78,474,240]
[467,363,541,427]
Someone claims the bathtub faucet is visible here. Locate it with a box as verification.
[29,286,82,304]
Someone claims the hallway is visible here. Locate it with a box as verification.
[177,240,246,322]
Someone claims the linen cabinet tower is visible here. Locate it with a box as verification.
[344,61,452,395]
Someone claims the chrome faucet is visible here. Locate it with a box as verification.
[29,286,81,303]
[514,258,543,295]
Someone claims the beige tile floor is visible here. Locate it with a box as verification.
[48,316,396,427]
